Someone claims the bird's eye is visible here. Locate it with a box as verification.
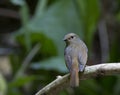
[71,36,74,39]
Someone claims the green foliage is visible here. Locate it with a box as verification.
[9,75,35,87]
[110,31,120,62]
[16,32,57,59]
[73,0,100,48]
[0,74,7,95]
[11,0,25,6]
[29,0,83,55]
[78,79,101,95]
[31,57,67,73]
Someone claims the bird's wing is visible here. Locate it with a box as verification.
[78,49,88,72]
[64,49,72,72]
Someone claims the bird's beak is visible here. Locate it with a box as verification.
[63,37,67,41]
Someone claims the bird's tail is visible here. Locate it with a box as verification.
[70,70,79,87]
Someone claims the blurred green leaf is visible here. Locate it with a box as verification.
[0,74,7,95]
[9,75,35,87]
[30,57,67,73]
[28,0,83,55]
[15,32,57,59]
[110,33,120,62]
[20,2,31,51]
[35,0,48,18]
[116,12,120,21]
[73,0,100,48]
[78,79,101,95]
[10,0,25,6]
[7,88,22,95]
[98,76,117,95]
[113,76,120,95]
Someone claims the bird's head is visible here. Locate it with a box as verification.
[63,33,80,45]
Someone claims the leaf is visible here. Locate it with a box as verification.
[10,0,25,6]
[30,57,67,73]
[15,32,57,59]
[0,74,7,95]
[79,79,101,95]
[9,75,35,87]
[113,76,120,95]
[73,0,100,48]
[28,0,83,55]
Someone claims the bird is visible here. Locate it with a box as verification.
[63,33,88,87]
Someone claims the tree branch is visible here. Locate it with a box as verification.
[35,63,120,95]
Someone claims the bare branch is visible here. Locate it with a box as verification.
[14,43,40,79]
[35,63,120,95]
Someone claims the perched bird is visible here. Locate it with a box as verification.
[63,33,88,87]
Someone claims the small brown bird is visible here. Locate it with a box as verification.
[63,33,88,87]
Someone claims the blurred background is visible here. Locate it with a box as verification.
[0,0,120,95]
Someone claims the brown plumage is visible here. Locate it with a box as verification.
[63,33,88,87]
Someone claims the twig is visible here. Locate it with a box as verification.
[35,63,120,95]
[14,43,40,79]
